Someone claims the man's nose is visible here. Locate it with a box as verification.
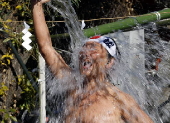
[84,49,92,56]
[80,50,91,59]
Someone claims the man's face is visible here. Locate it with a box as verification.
[79,41,108,77]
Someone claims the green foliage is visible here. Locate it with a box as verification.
[0,53,13,68]
[0,0,31,47]
[17,75,37,111]
[0,108,17,123]
[0,82,8,96]
[0,0,32,21]
[0,0,81,121]
[0,82,17,123]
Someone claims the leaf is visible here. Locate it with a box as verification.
[3,38,11,43]
[28,19,33,25]
[3,24,9,29]
[9,109,16,113]
[6,59,10,65]
[2,2,7,7]
[16,5,22,10]
[4,113,10,120]
[21,11,25,16]
[2,85,9,91]
[1,54,13,59]
[10,116,17,121]
[24,88,29,92]
[0,63,7,67]
[26,81,31,86]
[1,120,5,123]
[0,91,5,95]
[6,19,12,22]
[0,109,5,112]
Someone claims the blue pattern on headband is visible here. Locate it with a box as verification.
[103,38,115,48]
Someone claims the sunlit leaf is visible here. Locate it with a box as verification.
[0,109,5,112]
[6,19,12,22]
[21,11,25,16]
[1,54,13,60]
[4,113,10,120]
[0,63,7,67]
[10,116,17,121]
[1,120,5,123]
[3,24,9,29]
[2,2,7,7]
[2,85,8,91]
[3,38,11,43]
[9,109,16,112]
[6,59,10,65]
[16,5,22,10]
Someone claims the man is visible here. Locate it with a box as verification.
[31,0,153,122]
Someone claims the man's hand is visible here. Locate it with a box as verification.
[41,0,50,4]
[31,0,50,5]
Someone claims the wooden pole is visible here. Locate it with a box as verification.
[38,54,46,123]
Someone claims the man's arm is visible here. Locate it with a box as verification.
[31,0,70,78]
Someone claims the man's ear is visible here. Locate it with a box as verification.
[106,58,114,69]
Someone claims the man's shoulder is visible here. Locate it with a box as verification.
[108,85,138,105]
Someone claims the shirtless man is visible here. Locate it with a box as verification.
[31,0,153,122]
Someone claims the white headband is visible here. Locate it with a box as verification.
[85,36,117,57]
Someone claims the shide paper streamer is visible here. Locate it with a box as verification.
[22,22,32,50]
[81,20,85,30]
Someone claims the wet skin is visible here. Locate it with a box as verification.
[79,41,110,77]
[65,82,153,123]
[31,0,154,122]
[65,41,153,123]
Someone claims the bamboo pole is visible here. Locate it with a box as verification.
[44,8,170,39]
[156,18,170,26]
[83,8,170,37]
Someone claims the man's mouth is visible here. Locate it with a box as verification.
[80,59,93,75]
[83,61,92,69]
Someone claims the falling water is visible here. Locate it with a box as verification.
[144,23,170,122]
[37,0,170,123]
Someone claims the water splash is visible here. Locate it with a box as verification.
[43,1,170,123]
[144,23,170,122]
[47,0,85,45]
[47,0,87,70]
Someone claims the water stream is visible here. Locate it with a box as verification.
[37,0,170,122]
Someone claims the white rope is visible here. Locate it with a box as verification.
[153,12,161,21]
[38,79,46,84]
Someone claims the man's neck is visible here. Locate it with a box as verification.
[83,73,109,90]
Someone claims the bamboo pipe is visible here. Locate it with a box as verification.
[45,8,170,39]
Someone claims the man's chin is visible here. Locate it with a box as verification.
[81,70,91,76]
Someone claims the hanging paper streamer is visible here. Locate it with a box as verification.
[81,20,85,30]
[22,22,32,50]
